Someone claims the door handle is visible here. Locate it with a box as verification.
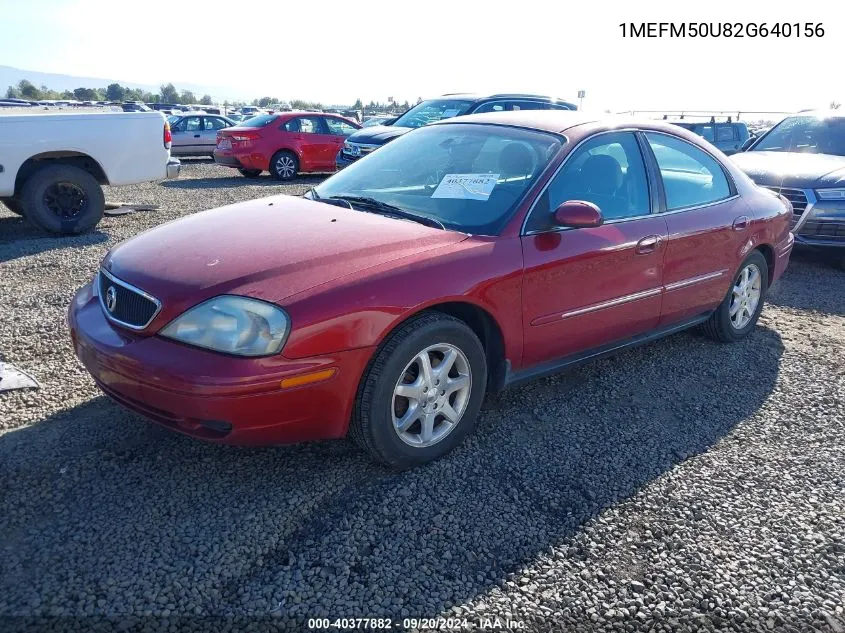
[732,216,749,230]
[193,134,201,138]
[636,235,662,254]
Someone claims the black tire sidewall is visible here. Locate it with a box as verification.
[269,151,298,181]
[238,168,261,178]
[1,197,24,215]
[21,165,104,234]
[364,320,487,468]
[715,251,769,341]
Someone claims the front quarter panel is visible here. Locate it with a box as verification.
[279,236,525,366]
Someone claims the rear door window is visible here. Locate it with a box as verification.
[645,133,732,210]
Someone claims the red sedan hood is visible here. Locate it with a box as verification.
[103,195,467,328]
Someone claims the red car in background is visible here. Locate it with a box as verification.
[213,112,360,180]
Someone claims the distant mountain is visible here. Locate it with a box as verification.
[0,65,243,102]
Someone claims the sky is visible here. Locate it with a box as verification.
[0,0,842,115]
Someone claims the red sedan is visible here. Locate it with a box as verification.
[70,111,793,468]
[213,112,360,180]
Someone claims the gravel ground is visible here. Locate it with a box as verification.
[1,161,844,632]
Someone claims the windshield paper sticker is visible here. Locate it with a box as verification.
[431,174,499,201]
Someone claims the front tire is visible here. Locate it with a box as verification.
[350,312,487,469]
[20,164,104,234]
[702,250,768,342]
[237,168,262,178]
[269,151,299,181]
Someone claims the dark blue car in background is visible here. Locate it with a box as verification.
[336,93,577,169]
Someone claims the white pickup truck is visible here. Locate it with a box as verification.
[0,111,180,234]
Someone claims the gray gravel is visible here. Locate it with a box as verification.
[1,161,844,632]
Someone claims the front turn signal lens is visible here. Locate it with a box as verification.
[280,368,337,389]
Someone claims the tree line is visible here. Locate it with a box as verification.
[5,78,426,112]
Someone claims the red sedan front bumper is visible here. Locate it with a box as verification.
[68,282,374,445]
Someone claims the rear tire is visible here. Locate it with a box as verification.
[350,312,487,469]
[702,250,768,343]
[20,164,104,234]
[1,197,24,216]
[238,168,261,178]
[269,151,299,181]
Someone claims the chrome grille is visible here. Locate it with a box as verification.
[798,219,845,242]
[98,270,161,330]
[762,186,808,228]
[341,142,381,160]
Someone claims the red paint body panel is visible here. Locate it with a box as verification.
[69,114,793,446]
[213,112,360,174]
[69,282,372,443]
[101,196,468,334]
[521,217,667,365]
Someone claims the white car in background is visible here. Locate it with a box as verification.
[0,111,180,234]
[167,112,234,157]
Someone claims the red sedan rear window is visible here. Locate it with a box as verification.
[238,114,278,128]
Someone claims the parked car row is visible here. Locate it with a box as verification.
[212,93,577,179]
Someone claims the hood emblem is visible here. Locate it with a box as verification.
[105,286,117,313]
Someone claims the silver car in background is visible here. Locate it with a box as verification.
[167,112,235,157]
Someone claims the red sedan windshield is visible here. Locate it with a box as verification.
[313,123,563,235]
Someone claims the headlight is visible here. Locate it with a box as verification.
[160,295,290,357]
[815,188,845,201]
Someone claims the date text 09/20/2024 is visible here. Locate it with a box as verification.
[307,617,525,630]
[619,22,824,38]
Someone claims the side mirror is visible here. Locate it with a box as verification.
[554,200,603,228]
[739,137,756,152]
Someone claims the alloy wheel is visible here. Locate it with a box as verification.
[729,263,762,329]
[275,155,296,178]
[391,343,472,448]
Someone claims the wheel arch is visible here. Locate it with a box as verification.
[15,152,109,194]
[754,243,775,286]
[365,300,509,395]
[274,146,302,163]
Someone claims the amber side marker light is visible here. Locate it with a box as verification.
[280,368,337,389]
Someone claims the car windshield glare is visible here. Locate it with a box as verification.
[391,100,474,129]
[313,123,563,235]
[752,115,845,156]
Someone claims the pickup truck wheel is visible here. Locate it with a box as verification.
[20,164,104,234]
[1,197,24,216]
[702,250,768,343]
[237,168,262,178]
[350,312,487,469]
[269,151,298,180]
